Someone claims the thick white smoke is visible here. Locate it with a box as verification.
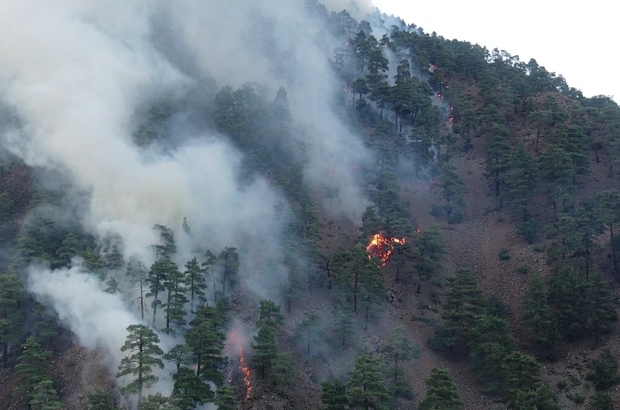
[0,0,375,403]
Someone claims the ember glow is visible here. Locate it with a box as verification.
[366,233,407,266]
[226,330,252,400]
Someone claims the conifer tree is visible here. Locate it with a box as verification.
[116,324,164,403]
[218,247,239,296]
[15,337,51,401]
[184,257,206,311]
[88,389,119,410]
[584,272,617,342]
[419,367,462,410]
[251,325,277,379]
[163,261,188,334]
[202,249,218,301]
[147,259,174,327]
[257,300,285,329]
[29,379,62,410]
[347,355,390,410]
[0,273,25,368]
[294,312,322,356]
[512,383,559,410]
[522,273,560,360]
[333,299,355,349]
[163,344,192,371]
[321,379,348,410]
[269,352,295,394]
[139,393,177,410]
[127,257,149,320]
[185,305,226,385]
[172,367,213,409]
[214,385,238,410]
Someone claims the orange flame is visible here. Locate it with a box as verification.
[227,330,252,400]
[366,233,407,266]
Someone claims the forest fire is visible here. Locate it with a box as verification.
[226,330,252,400]
[366,233,407,266]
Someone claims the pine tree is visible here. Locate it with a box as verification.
[172,367,213,409]
[218,247,239,296]
[257,300,285,329]
[382,326,414,384]
[202,249,218,301]
[184,257,206,311]
[269,352,295,394]
[0,273,25,368]
[586,350,620,391]
[584,272,617,342]
[163,344,192,371]
[596,189,620,277]
[347,355,390,410]
[512,382,559,410]
[214,385,238,410]
[251,325,277,378]
[29,379,63,410]
[504,351,541,404]
[88,389,119,410]
[419,367,462,410]
[15,337,51,401]
[127,257,149,320]
[522,273,560,360]
[333,299,355,349]
[115,324,164,403]
[139,393,177,410]
[548,265,588,340]
[431,269,485,355]
[321,379,348,410]
[147,259,174,328]
[163,261,188,334]
[185,305,226,385]
[154,224,176,261]
[294,312,322,356]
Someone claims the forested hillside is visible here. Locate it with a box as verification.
[0,1,620,410]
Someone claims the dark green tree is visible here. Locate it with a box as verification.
[88,389,119,410]
[127,257,149,320]
[257,300,285,329]
[269,352,295,394]
[294,312,322,356]
[321,379,348,410]
[15,337,51,401]
[172,367,213,409]
[164,344,192,371]
[251,325,277,378]
[115,324,164,403]
[522,273,560,360]
[29,379,63,410]
[0,273,24,368]
[184,257,206,311]
[419,367,462,410]
[163,261,188,334]
[185,305,226,385]
[147,259,175,327]
[347,355,390,410]
[218,247,239,296]
[586,350,620,391]
[214,385,238,410]
[202,250,218,301]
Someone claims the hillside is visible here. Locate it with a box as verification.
[1,1,620,410]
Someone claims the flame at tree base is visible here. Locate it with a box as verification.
[366,233,407,266]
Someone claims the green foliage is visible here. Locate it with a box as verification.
[186,305,226,386]
[172,367,213,410]
[321,379,348,410]
[184,257,206,310]
[257,300,285,329]
[115,324,164,401]
[251,325,277,379]
[163,344,192,371]
[0,273,25,368]
[88,389,119,410]
[498,247,511,260]
[590,392,613,410]
[347,355,390,410]
[418,367,462,410]
[15,337,51,401]
[29,379,62,410]
[294,312,322,356]
[382,326,414,386]
[269,352,296,394]
[138,393,177,410]
[522,274,560,360]
[586,350,620,391]
[214,385,237,410]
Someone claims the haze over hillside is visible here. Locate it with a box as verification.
[0,1,619,410]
